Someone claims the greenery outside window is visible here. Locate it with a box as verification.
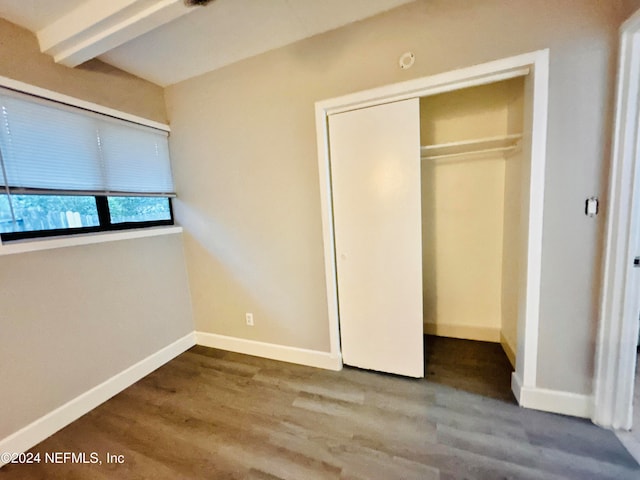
[0,194,172,241]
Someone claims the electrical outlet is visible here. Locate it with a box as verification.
[245,313,254,326]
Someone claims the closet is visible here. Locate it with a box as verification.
[420,77,525,369]
[328,74,531,381]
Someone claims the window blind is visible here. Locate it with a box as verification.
[0,88,175,196]
[98,119,174,195]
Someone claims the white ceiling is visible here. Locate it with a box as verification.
[0,0,86,31]
[0,0,414,86]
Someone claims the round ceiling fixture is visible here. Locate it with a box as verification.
[184,0,215,6]
[399,52,415,70]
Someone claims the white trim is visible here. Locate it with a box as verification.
[0,226,183,256]
[195,332,343,371]
[315,50,549,401]
[511,373,593,418]
[423,323,501,343]
[314,104,343,362]
[0,332,195,466]
[511,372,523,404]
[624,6,640,32]
[593,8,640,430]
[0,74,169,131]
[321,66,531,116]
[519,49,549,388]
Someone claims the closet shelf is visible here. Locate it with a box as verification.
[421,133,523,161]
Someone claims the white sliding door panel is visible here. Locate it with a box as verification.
[329,99,424,378]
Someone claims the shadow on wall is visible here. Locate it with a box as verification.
[422,153,437,326]
[172,199,298,335]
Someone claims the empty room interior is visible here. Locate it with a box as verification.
[2,0,640,478]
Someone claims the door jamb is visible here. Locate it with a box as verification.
[314,49,550,404]
[593,10,640,430]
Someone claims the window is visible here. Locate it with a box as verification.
[0,87,175,241]
[107,196,172,224]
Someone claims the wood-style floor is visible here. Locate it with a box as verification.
[2,336,639,479]
[423,335,514,403]
[615,348,640,463]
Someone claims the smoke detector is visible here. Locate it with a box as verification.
[399,52,415,70]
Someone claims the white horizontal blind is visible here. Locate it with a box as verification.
[0,94,104,191]
[99,119,174,194]
[0,88,174,196]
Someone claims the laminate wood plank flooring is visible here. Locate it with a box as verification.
[2,336,639,479]
[615,348,640,463]
[423,335,514,402]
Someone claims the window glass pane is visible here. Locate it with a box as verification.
[107,196,171,224]
[0,195,99,234]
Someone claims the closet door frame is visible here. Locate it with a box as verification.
[315,49,550,406]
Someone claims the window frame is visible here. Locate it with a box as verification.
[0,194,174,242]
[0,76,176,245]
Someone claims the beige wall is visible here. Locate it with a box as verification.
[166,0,624,394]
[0,21,192,439]
[623,0,640,18]
[422,155,505,338]
[0,19,167,123]
[420,81,511,145]
[0,235,193,438]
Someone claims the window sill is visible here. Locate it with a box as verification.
[0,225,183,256]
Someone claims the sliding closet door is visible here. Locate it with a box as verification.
[329,98,424,378]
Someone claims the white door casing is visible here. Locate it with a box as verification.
[328,99,424,378]
[593,9,640,430]
[316,50,550,409]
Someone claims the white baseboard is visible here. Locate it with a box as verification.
[195,331,342,371]
[511,372,593,418]
[511,372,523,404]
[424,322,500,342]
[500,332,517,369]
[0,332,196,466]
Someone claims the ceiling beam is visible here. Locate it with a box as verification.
[37,0,195,68]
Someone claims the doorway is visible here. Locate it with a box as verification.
[315,50,550,407]
[594,7,640,458]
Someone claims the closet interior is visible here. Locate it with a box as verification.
[420,77,526,376]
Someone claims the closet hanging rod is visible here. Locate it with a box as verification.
[421,145,518,161]
[420,133,523,153]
